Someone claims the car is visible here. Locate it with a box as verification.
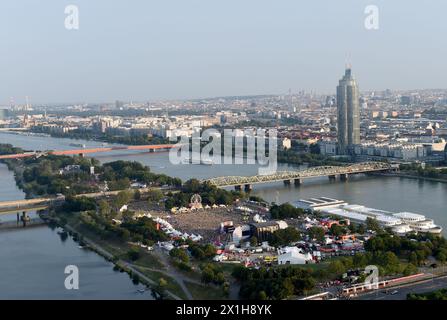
[390,290,398,295]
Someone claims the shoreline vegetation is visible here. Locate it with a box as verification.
[28,127,170,146]
[408,288,447,300]
[376,163,447,183]
[380,172,447,184]
[48,216,186,300]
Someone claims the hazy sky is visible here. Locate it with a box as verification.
[1,0,447,104]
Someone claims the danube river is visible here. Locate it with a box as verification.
[0,134,156,299]
[1,131,447,298]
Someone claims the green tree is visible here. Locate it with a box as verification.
[328,260,346,277]
[201,267,216,284]
[258,291,268,300]
[356,224,366,234]
[182,179,202,193]
[329,224,345,237]
[270,227,301,247]
[114,190,132,209]
[409,252,419,266]
[159,278,167,288]
[403,263,418,276]
[170,248,190,263]
[270,203,304,219]
[203,244,217,258]
[127,248,140,261]
[366,217,381,232]
[308,226,325,242]
[98,200,110,217]
[147,189,163,203]
[250,236,258,247]
[435,249,447,263]
[132,273,140,285]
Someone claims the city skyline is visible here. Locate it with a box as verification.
[4,80,447,107]
[2,0,447,104]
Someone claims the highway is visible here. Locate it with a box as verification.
[355,275,447,300]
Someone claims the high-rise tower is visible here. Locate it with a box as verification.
[337,67,360,155]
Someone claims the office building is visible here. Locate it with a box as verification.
[337,68,360,154]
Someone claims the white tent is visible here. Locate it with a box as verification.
[277,247,312,265]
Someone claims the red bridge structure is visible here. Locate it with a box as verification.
[0,144,177,160]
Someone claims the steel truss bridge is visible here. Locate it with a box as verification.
[202,162,394,188]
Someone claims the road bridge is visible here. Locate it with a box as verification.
[202,162,396,190]
[0,144,177,160]
[0,186,175,226]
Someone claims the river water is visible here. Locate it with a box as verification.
[1,131,446,298]
[0,134,154,299]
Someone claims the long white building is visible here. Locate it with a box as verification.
[294,198,442,235]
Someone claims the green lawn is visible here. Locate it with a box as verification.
[184,281,227,300]
[135,266,188,300]
[133,251,165,270]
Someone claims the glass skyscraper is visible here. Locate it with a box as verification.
[337,68,360,155]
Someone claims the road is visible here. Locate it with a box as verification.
[355,275,447,300]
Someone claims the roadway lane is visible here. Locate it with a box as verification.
[356,275,447,300]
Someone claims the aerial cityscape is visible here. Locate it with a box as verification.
[1,0,447,309]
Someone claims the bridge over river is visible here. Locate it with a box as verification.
[0,187,173,228]
[202,162,397,190]
[0,144,177,160]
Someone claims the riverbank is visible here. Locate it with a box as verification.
[26,128,169,146]
[48,212,227,300]
[51,215,184,300]
[377,172,447,184]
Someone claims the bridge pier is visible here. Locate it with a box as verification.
[328,175,336,181]
[283,180,291,186]
[244,184,252,192]
[294,179,302,186]
[21,211,29,226]
[17,212,20,224]
[235,185,242,191]
[340,173,349,181]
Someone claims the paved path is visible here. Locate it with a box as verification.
[151,247,195,300]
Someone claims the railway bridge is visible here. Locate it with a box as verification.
[202,162,397,191]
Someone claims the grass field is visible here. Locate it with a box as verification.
[184,281,227,300]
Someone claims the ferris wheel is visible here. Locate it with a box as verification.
[190,194,202,205]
